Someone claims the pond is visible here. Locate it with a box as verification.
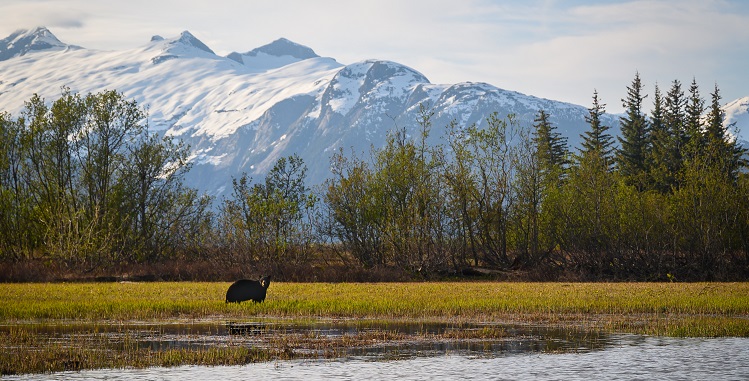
[4,321,749,379]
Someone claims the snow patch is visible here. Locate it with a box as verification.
[188,149,227,166]
[328,62,373,115]
[724,96,749,143]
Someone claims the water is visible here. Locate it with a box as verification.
[3,320,608,354]
[7,335,749,380]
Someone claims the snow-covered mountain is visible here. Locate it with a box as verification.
[724,96,749,146]
[0,26,80,61]
[227,37,320,72]
[0,27,745,195]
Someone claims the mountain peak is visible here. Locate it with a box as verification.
[150,31,216,64]
[246,38,318,59]
[226,38,320,70]
[0,26,72,61]
[16,26,55,40]
[174,31,214,54]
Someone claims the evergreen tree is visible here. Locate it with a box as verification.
[647,79,687,192]
[580,90,615,168]
[703,83,747,180]
[664,80,687,176]
[648,83,665,146]
[704,83,726,148]
[525,110,568,266]
[684,78,706,159]
[647,83,673,192]
[532,109,569,175]
[616,72,649,189]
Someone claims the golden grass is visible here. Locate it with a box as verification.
[1,282,747,321]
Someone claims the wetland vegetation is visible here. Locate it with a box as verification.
[2,282,748,375]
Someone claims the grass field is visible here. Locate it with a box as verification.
[2,282,748,333]
[2,282,748,374]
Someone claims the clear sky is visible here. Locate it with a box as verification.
[1,0,747,113]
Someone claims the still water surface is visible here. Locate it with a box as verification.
[9,336,749,380]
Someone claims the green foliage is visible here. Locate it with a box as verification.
[120,131,212,261]
[533,109,569,175]
[555,151,620,273]
[371,110,448,274]
[323,105,449,274]
[319,78,749,280]
[324,150,384,268]
[0,88,211,266]
[454,113,519,268]
[671,152,747,278]
[219,154,316,272]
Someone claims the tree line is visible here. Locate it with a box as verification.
[0,88,212,273]
[1,76,747,281]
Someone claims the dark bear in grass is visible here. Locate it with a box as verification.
[225,276,271,303]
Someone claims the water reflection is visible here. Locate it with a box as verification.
[6,336,749,380]
[1,319,609,357]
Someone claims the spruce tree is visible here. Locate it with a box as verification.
[533,109,568,175]
[616,72,649,189]
[704,83,747,180]
[647,83,673,192]
[580,90,615,169]
[684,78,705,158]
[654,79,687,190]
[649,83,665,140]
[665,79,687,157]
[704,83,726,148]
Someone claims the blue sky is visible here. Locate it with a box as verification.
[1,0,747,113]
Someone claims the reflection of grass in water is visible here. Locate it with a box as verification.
[1,282,748,374]
[0,321,579,375]
[0,325,280,375]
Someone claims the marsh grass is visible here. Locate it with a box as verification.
[2,282,748,329]
[1,282,748,374]
[4,282,748,319]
